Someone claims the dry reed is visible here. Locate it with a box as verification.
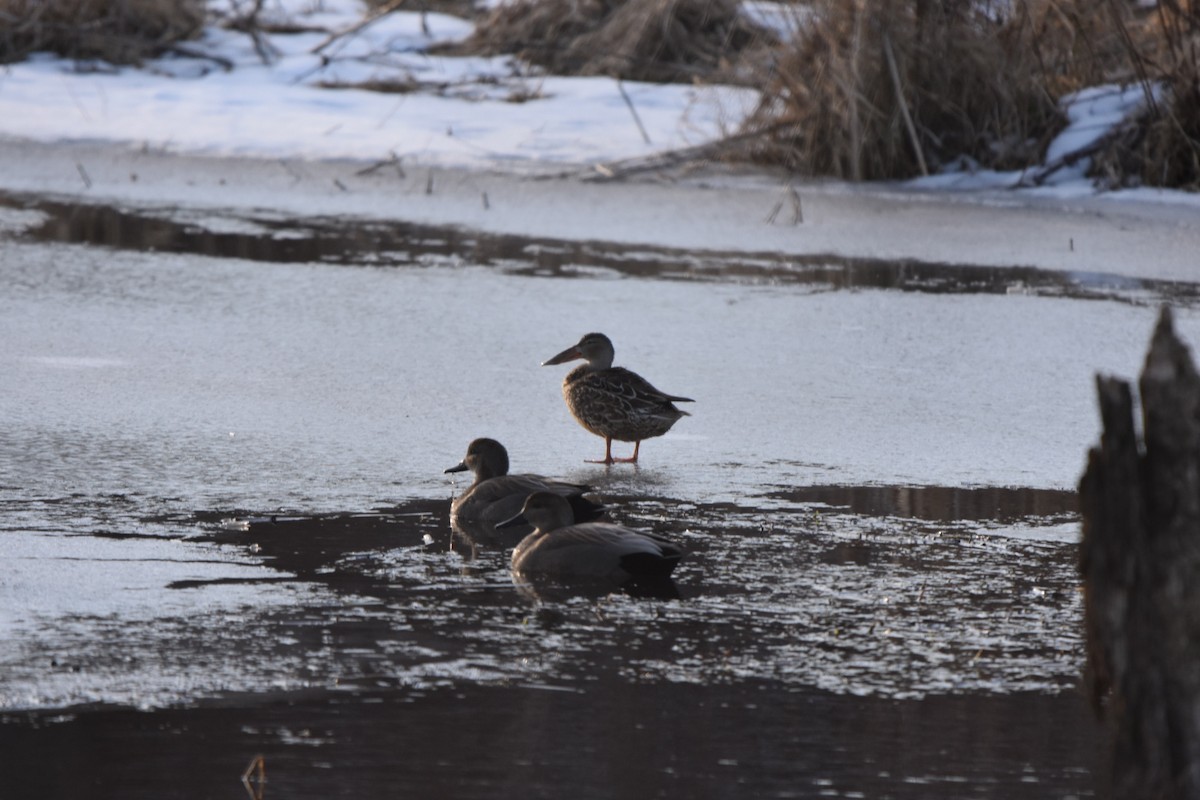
[451,0,773,83]
[739,0,1077,180]
[1091,0,1200,189]
[0,0,204,64]
[740,0,1199,188]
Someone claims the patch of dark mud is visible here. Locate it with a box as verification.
[767,484,1077,523]
[178,491,1088,698]
[195,502,452,595]
[3,191,1196,306]
[0,680,1105,800]
[193,502,677,602]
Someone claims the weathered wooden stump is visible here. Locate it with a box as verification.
[1080,306,1200,799]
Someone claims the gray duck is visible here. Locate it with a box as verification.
[445,438,604,536]
[498,491,683,581]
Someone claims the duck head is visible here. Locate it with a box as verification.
[444,437,509,481]
[542,332,615,371]
[496,491,575,533]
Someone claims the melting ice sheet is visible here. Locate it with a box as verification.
[0,196,1185,714]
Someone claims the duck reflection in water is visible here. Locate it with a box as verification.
[498,491,683,600]
[444,438,605,553]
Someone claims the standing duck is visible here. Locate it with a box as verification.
[445,438,605,538]
[498,491,683,581]
[542,332,693,464]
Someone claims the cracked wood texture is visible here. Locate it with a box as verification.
[1080,306,1200,800]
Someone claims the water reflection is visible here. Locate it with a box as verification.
[3,191,1195,305]
[512,571,682,602]
[0,680,1103,800]
[772,484,1077,522]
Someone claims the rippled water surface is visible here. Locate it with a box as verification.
[5,192,1191,797]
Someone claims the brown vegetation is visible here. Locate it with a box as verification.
[0,0,205,65]
[1090,1,1200,189]
[740,0,1095,180]
[450,0,773,84]
[738,0,1199,187]
[365,0,482,19]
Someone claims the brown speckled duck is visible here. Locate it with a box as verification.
[542,332,693,464]
[498,491,683,581]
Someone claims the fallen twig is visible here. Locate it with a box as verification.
[355,151,406,179]
[226,0,280,65]
[1017,139,1107,187]
[617,80,652,145]
[544,121,795,183]
[312,0,409,56]
[166,43,234,71]
[241,754,266,800]
[764,185,803,225]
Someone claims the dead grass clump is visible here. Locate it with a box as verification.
[1090,1,1200,190]
[1136,79,1200,189]
[741,0,1074,180]
[0,0,205,65]
[1015,0,1153,93]
[364,0,482,21]
[451,0,773,83]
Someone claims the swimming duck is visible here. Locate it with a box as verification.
[445,438,605,537]
[542,332,693,464]
[498,491,683,581]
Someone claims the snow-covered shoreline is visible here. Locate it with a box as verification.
[0,0,1196,282]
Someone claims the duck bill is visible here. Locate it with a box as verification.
[444,461,469,474]
[541,345,582,366]
[495,511,529,530]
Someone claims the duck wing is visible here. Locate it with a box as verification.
[596,367,693,404]
[456,474,601,527]
[571,367,693,432]
[514,522,683,579]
